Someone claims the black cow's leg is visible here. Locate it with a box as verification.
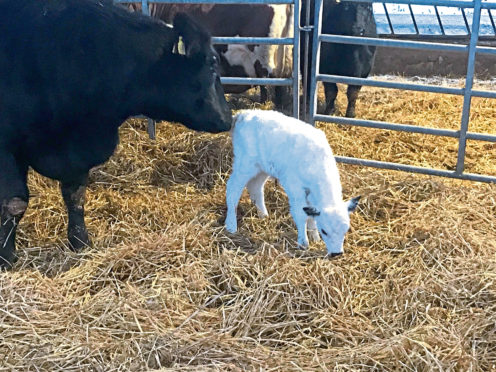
[60,175,90,251]
[345,84,362,118]
[273,85,289,111]
[323,82,338,115]
[260,86,268,103]
[0,153,28,269]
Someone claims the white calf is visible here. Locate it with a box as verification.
[225,110,360,256]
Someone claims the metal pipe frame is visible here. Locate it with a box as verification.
[319,34,496,56]
[461,7,471,33]
[220,77,292,85]
[455,0,482,174]
[382,3,395,35]
[341,0,496,10]
[318,74,464,95]
[301,0,312,122]
[292,0,300,119]
[488,8,496,35]
[212,37,293,45]
[313,115,496,143]
[116,0,294,3]
[407,4,420,35]
[434,4,446,35]
[308,0,323,122]
[309,0,496,183]
[335,156,496,183]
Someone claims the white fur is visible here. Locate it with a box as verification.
[223,44,259,77]
[225,110,358,255]
[220,5,293,79]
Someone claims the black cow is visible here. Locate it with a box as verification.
[302,0,377,117]
[0,0,232,269]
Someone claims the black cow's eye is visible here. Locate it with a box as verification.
[321,229,328,236]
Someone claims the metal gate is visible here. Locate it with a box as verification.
[309,0,496,183]
[115,0,301,138]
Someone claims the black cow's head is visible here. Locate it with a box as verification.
[145,13,232,133]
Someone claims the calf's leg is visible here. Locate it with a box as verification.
[60,175,90,251]
[225,161,258,233]
[323,82,339,115]
[246,172,270,218]
[0,153,28,269]
[289,201,310,249]
[306,217,320,242]
[345,84,362,118]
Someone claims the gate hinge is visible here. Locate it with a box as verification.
[299,25,314,32]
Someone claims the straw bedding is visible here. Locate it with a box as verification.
[1,77,495,371]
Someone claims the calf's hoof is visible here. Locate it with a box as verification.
[224,212,238,233]
[296,239,309,250]
[325,252,343,259]
[257,210,269,219]
[308,229,320,242]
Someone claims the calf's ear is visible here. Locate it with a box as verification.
[346,196,361,213]
[303,206,320,217]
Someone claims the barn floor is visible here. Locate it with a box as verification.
[1,77,496,371]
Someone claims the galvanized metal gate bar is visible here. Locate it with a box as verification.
[362,4,496,39]
[456,0,482,174]
[309,0,496,183]
[319,34,496,56]
[116,0,301,136]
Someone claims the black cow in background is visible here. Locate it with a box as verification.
[0,0,232,269]
[301,0,377,118]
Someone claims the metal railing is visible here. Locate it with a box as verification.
[309,0,496,183]
[375,1,496,36]
[115,0,301,138]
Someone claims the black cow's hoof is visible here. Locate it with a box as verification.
[0,252,17,270]
[325,252,343,259]
[345,108,356,118]
[69,237,91,252]
[68,230,91,252]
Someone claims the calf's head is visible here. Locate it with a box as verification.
[145,13,232,133]
[303,196,360,256]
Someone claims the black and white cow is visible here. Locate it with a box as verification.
[302,0,377,117]
[129,4,294,104]
[0,0,232,269]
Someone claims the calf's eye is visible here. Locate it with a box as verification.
[321,229,328,236]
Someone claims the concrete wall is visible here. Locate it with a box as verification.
[371,37,496,79]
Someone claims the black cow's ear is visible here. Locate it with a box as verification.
[173,13,210,57]
[172,36,186,55]
[346,196,361,213]
[303,206,320,217]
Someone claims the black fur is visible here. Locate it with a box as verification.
[301,0,377,117]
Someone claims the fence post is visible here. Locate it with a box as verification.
[141,0,156,140]
[456,0,482,175]
[292,0,300,119]
[301,0,312,122]
[308,0,323,126]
